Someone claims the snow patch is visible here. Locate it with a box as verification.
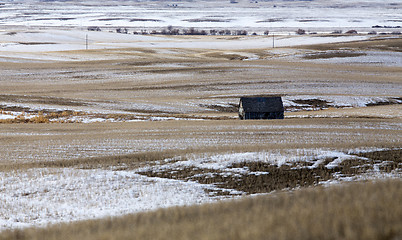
[0,168,217,231]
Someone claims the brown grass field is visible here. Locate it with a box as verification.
[0,118,400,166]
[0,33,401,239]
[1,180,401,240]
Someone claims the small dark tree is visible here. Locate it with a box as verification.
[171,29,180,35]
[87,26,101,31]
[264,30,270,35]
[296,28,306,35]
[234,30,247,35]
[189,27,196,35]
[346,29,358,34]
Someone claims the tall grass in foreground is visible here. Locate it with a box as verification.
[2,180,401,240]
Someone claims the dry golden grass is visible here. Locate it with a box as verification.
[140,149,401,195]
[0,112,50,123]
[0,110,146,124]
[0,35,400,238]
[299,36,402,52]
[0,150,178,172]
[0,37,400,119]
[0,118,400,166]
[302,51,366,59]
[1,179,401,240]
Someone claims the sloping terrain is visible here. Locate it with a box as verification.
[0,0,401,236]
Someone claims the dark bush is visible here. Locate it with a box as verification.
[296,28,306,35]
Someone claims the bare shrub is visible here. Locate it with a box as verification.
[296,28,306,35]
[346,29,358,34]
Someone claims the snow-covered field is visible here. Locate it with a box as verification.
[0,168,216,230]
[0,0,401,233]
[0,0,400,33]
[0,0,401,61]
[1,148,401,230]
[0,30,376,53]
[1,95,401,123]
[0,118,401,230]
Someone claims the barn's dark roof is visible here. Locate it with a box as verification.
[240,97,284,112]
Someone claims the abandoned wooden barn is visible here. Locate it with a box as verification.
[239,96,284,120]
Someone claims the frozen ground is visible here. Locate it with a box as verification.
[0,0,400,34]
[0,168,217,230]
[0,29,375,61]
[0,0,401,62]
[0,0,401,233]
[301,50,402,67]
[1,95,401,123]
[1,148,400,231]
